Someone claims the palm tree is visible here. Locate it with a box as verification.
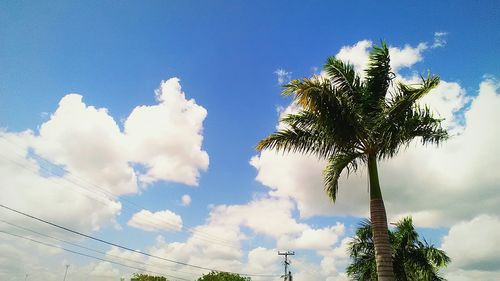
[256,42,448,280]
[347,217,450,280]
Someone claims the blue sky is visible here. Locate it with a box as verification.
[1,1,500,280]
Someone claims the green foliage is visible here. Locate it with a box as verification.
[131,273,168,281]
[197,271,251,281]
[257,41,448,202]
[346,217,451,280]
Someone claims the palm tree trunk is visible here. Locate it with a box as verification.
[368,153,395,281]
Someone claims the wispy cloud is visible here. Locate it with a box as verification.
[432,31,448,48]
[274,68,292,85]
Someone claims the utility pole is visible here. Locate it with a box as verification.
[278,251,294,281]
[63,264,70,281]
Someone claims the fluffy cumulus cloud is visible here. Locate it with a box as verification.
[33,94,138,195]
[125,78,209,186]
[0,76,208,230]
[277,223,344,251]
[128,209,183,232]
[0,131,122,233]
[206,197,308,238]
[442,215,500,272]
[335,40,372,78]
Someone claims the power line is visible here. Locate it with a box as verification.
[0,203,279,278]
[0,230,193,281]
[0,219,205,277]
[0,135,242,249]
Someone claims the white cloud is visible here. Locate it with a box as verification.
[181,194,192,206]
[336,40,428,76]
[207,197,308,238]
[275,68,292,85]
[432,31,448,48]
[442,215,500,271]
[250,148,369,219]
[388,43,427,73]
[0,76,208,231]
[128,209,183,232]
[320,237,351,276]
[246,247,280,274]
[0,131,122,233]
[277,223,344,251]
[422,79,469,131]
[33,94,138,195]
[125,78,209,186]
[30,77,208,193]
[335,40,372,78]
[444,269,500,281]
[89,262,121,279]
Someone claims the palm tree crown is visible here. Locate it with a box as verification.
[257,42,447,201]
[347,217,450,281]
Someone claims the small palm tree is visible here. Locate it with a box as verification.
[257,42,448,280]
[347,217,450,280]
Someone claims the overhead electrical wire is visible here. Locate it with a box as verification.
[0,230,193,281]
[0,203,279,278]
[0,219,206,278]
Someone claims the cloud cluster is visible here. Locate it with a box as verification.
[102,196,350,280]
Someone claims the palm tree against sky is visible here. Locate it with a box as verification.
[347,217,450,280]
[257,42,448,280]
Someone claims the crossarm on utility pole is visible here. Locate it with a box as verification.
[278,251,295,281]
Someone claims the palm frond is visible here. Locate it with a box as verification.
[347,217,450,281]
[365,41,393,110]
[378,104,448,159]
[256,122,340,158]
[280,78,366,152]
[422,240,451,268]
[323,152,363,201]
[347,219,377,281]
[324,56,363,99]
[386,74,440,122]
